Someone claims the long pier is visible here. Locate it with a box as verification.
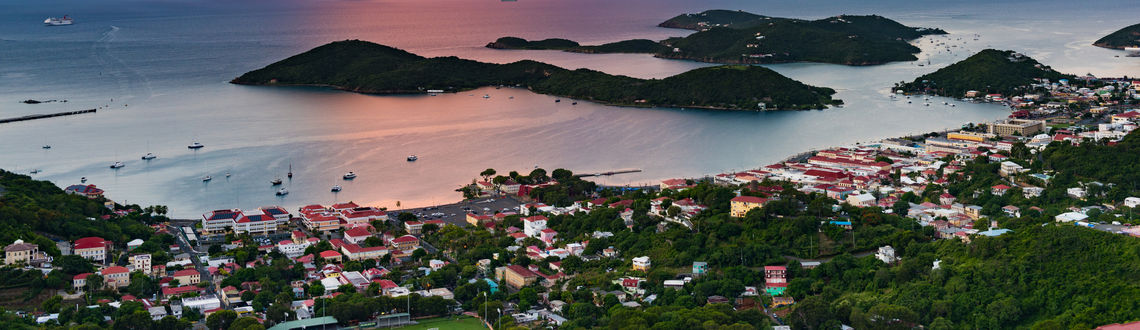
[575,168,642,178]
[0,109,96,124]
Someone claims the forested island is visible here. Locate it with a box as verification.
[485,10,946,66]
[1093,23,1140,49]
[232,40,840,111]
[485,37,669,54]
[896,49,1072,97]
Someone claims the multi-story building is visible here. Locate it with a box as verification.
[764,266,787,295]
[987,119,1045,137]
[100,266,131,289]
[201,209,241,234]
[4,240,39,265]
[339,207,386,228]
[523,216,548,237]
[730,196,768,217]
[498,265,538,290]
[129,254,152,275]
[300,208,340,233]
[632,256,651,271]
[74,237,111,263]
[172,269,200,286]
[390,235,419,252]
[233,209,280,235]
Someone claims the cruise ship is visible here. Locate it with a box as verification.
[44,16,73,26]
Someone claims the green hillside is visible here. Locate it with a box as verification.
[897,49,1072,97]
[1093,23,1140,49]
[233,40,839,110]
[486,10,946,66]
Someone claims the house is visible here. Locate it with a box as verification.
[764,266,788,296]
[729,196,768,217]
[319,250,342,263]
[999,161,1026,177]
[991,184,1011,196]
[74,237,111,263]
[1111,110,1140,124]
[100,266,130,289]
[343,227,372,245]
[1002,205,1021,218]
[939,193,956,205]
[692,261,708,277]
[466,214,492,226]
[129,254,152,275]
[631,256,650,271]
[660,179,693,191]
[846,193,877,208]
[498,265,538,290]
[1125,197,1140,209]
[539,229,557,245]
[875,246,898,264]
[172,269,200,286]
[4,240,40,265]
[523,216,548,237]
[390,235,420,252]
[64,184,104,198]
[1068,187,1087,199]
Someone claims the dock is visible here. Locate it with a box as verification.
[0,109,96,124]
[575,168,642,178]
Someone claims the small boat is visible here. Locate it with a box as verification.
[29,169,41,174]
[188,142,204,149]
[110,162,125,169]
[571,101,578,105]
[276,188,288,196]
[42,145,51,149]
[508,96,514,99]
[343,172,357,180]
[331,185,342,192]
[555,99,561,103]
[202,175,212,182]
[924,103,930,107]
[950,104,956,107]
[225,171,231,177]
[270,177,283,185]
[483,94,490,99]
[44,16,73,26]
[80,177,87,183]
[406,155,418,162]
[142,153,156,160]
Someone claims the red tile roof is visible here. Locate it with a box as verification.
[731,196,768,204]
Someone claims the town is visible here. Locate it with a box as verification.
[2,80,1140,329]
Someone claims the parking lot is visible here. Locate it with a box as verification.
[389,196,524,227]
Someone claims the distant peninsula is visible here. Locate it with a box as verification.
[1093,23,1140,50]
[485,37,669,54]
[232,40,840,111]
[896,49,1072,98]
[485,9,946,66]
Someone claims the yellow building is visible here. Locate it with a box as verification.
[946,132,994,143]
[730,196,768,217]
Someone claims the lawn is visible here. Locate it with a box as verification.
[396,316,486,330]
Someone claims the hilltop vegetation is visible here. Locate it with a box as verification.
[486,37,669,54]
[233,40,839,110]
[487,10,945,66]
[1093,23,1140,49]
[896,49,1072,97]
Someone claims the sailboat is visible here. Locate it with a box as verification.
[202,175,212,182]
[142,140,156,160]
[270,177,283,185]
[287,163,293,179]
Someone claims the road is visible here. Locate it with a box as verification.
[169,225,215,296]
[388,196,523,228]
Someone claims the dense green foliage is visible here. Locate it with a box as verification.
[232,40,837,110]
[656,11,945,65]
[658,9,768,30]
[487,37,669,53]
[1093,23,1140,49]
[897,49,1072,97]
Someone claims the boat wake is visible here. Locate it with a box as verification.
[91,25,154,104]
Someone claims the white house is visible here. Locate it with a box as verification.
[1125,197,1140,208]
[875,246,898,264]
[846,193,877,208]
[523,216,548,237]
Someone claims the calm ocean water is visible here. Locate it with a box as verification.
[0,0,1136,217]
